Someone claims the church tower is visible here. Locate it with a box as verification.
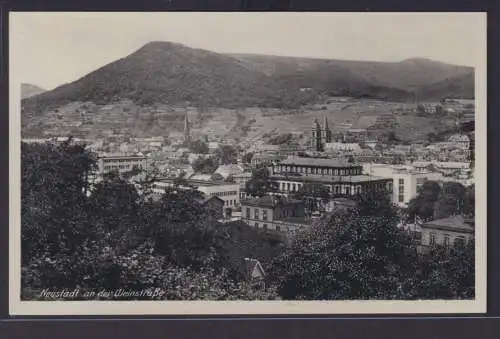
[311,119,323,152]
[183,110,191,143]
[323,114,332,143]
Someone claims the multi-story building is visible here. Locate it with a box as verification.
[413,161,471,177]
[241,196,309,236]
[448,133,471,151]
[419,215,474,252]
[152,177,240,211]
[250,153,285,167]
[97,153,148,175]
[215,164,253,200]
[270,156,392,198]
[392,169,431,207]
[363,164,436,207]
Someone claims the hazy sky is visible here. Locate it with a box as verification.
[11,12,486,90]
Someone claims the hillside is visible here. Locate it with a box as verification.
[21,83,46,99]
[22,42,475,116]
[230,54,474,93]
[415,72,475,101]
[20,41,476,140]
[21,41,310,114]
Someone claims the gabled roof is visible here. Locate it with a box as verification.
[421,215,474,233]
[237,258,265,281]
[194,194,224,205]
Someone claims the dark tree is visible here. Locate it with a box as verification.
[245,167,278,197]
[192,156,219,174]
[267,210,418,300]
[187,140,209,154]
[433,182,467,219]
[243,152,254,164]
[216,145,238,165]
[407,181,442,221]
[409,241,475,299]
[268,133,293,145]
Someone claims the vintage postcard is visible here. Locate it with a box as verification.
[9,12,487,315]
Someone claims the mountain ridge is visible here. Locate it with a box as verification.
[229,53,474,90]
[21,41,474,115]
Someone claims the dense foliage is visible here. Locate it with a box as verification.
[191,156,219,174]
[244,167,279,197]
[267,133,294,145]
[215,145,238,165]
[21,142,475,301]
[266,191,475,300]
[21,141,278,300]
[407,181,474,221]
[187,140,209,154]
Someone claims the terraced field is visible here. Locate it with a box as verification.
[22,98,465,143]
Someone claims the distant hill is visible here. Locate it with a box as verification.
[22,41,309,114]
[415,72,475,101]
[21,41,475,116]
[21,83,46,99]
[230,54,474,92]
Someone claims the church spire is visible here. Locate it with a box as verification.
[323,114,332,143]
[184,109,191,143]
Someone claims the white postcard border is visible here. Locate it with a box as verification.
[9,12,487,315]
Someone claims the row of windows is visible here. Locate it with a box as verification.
[275,165,362,176]
[245,207,296,220]
[226,199,237,206]
[103,159,145,164]
[397,179,405,203]
[250,208,269,221]
[416,177,427,185]
[429,233,467,247]
[209,191,238,197]
[278,182,365,195]
[104,165,136,171]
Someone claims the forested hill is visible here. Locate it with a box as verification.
[22,42,474,114]
[415,72,475,101]
[21,41,310,113]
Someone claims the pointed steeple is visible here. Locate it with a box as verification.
[184,110,191,142]
[323,114,332,143]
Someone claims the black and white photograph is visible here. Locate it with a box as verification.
[9,12,486,315]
